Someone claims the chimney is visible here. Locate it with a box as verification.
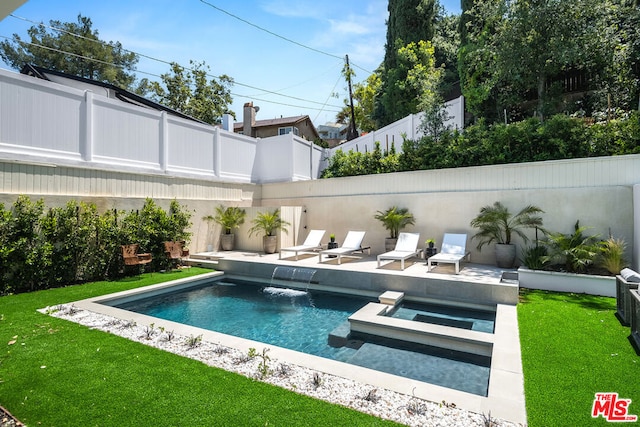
[243,102,258,137]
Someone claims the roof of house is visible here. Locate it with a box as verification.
[20,64,205,124]
[234,114,320,139]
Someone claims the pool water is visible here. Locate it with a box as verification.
[111,278,491,396]
[115,279,369,359]
[389,301,496,333]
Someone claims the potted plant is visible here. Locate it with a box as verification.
[425,238,437,259]
[470,201,544,268]
[328,233,338,249]
[248,208,290,254]
[374,206,415,251]
[203,205,246,251]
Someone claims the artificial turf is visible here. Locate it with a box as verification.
[0,268,399,426]
[4,271,639,426]
[518,289,640,426]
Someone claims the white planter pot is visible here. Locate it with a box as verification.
[518,267,615,297]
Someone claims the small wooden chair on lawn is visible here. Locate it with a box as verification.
[163,241,188,269]
[121,244,152,275]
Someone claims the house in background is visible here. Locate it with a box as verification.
[234,102,320,141]
[317,122,348,148]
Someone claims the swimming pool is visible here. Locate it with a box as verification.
[108,276,491,396]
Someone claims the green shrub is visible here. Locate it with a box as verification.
[0,196,192,295]
[41,201,102,285]
[324,113,638,178]
[0,196,52,293]
[542,220,600,273]
[598,237,628,275]
[521,244,549,270]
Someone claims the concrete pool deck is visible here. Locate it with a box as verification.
[71,250,526,424]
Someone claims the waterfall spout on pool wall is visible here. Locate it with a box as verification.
[271,266,317,289]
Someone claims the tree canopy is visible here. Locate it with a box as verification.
[139,61,234,125]
[337,72,381,133]
[459,0,640,121]
[374,0,440,127]
[0,14,138,90]
[0,15,235,125]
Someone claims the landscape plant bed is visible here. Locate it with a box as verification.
[518,267,616,297]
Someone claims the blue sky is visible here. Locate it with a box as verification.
[0,0,461,126]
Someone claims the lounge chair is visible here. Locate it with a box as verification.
[279,229,326,260]
[377,232,422,270]
[318,231,370,265]
[427,233,470,274]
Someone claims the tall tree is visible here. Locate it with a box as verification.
[458,0,505,122]
[377,40,443,126]
[432,9,461,97]
[459,0,624,121]
[590,0,640,112]
[375,0,438,126]
[143,60,234,125]
[0,14,138,89]
[384,0,437,71]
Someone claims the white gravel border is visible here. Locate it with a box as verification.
[42,304,521,427]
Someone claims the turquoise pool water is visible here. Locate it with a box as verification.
[389,301,496,333]
[110,277,491,396]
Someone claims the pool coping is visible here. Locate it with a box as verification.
[67,271,526,425]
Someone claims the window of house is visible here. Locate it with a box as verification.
[278,126,300,136]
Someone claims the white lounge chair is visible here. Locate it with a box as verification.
[427,233,470,274]
[279,229,326,260]
[377,232,422,270]
[318,231,370,265]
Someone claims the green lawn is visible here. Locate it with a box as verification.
[3,272,639,426]
[0,269,399,426]
[518,289,640,426]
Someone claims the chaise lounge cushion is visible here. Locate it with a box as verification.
[621,268,640,282]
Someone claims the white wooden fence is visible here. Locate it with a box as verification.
[330,95,464,155]
[0,68,323,183]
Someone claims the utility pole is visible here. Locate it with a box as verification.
[344,55,358,141]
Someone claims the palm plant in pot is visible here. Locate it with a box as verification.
[248,208,290,254]
[203,205,246,251]
[470,201,544,268]
[374,206,415,251]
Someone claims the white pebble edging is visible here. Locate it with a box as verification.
[42,304,520,427]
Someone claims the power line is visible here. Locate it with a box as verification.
[314,72,344,122]
[197,0,373,74]
[5,14,345,110]
[199,0,342,60]
[0,34,342,115]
